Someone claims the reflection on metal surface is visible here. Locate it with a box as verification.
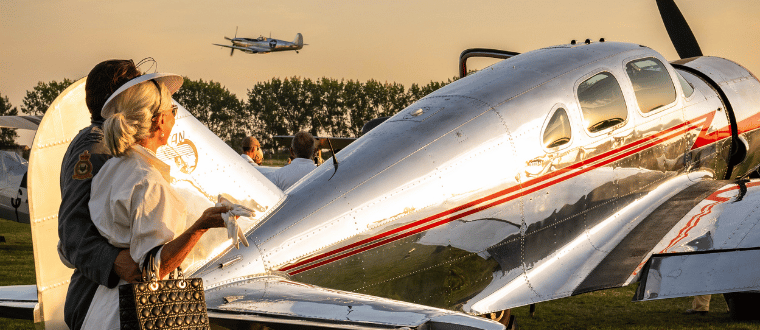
[636,248,760,301]
[206,275,504,329]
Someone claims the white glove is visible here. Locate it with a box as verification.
[216,195,253,249]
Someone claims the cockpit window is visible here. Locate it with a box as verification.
[543,108,571,149]
[675,70,694,98]
[626,58,676,113]
[578,72,627,133]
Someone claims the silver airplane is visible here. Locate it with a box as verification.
[0,116,39,224]
[213,28,305,55]
[4,0,760,328]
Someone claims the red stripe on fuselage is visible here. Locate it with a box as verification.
[279,111,726,275]
[690,110,760,151]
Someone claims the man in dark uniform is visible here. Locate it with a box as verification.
[57,60,142,330]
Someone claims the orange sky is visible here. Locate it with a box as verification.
[2,0,759,113]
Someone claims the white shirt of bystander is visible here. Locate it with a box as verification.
[241,153,258,166]
[271,157,316,191]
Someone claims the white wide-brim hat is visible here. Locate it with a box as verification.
[101,72,184,118]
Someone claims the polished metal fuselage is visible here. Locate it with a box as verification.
[195,42,760,314]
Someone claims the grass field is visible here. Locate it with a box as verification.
[2,217,758,329]
[1,218,37,330]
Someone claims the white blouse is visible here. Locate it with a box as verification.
[89,145,187,268]
[83,145,187,330]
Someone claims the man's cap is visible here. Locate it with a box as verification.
[101,72,183,118]
[243,136,260,149]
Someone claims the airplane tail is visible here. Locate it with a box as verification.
[29,78,92,328]
[293,33,303,48]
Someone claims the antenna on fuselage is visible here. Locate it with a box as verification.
[315,116,339,180]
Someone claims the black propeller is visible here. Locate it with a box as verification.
[656,0,703,59]
[229,26,239,56]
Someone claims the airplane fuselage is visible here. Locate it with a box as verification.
[195,41,760,314]
[230,35,303,54]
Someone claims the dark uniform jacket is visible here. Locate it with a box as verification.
[58,122,121,330]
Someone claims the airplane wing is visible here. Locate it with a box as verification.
[632,179,760,301]
[467,175,760,312]
[0,285,37,321]
[205,275,504,330]
[0,116,41,130]
[519,177,760,304]
[0,278,504,329]
[212,43,268,54]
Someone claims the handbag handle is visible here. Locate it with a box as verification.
[141,245,187,291]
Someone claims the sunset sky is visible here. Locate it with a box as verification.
[2,0,759,113]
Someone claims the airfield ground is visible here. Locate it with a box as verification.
[2,218,759,330]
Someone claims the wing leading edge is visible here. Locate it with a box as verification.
[0,285,37,321]
[205,275,504,330]
[633,179,760,301]
[212,43,267,53]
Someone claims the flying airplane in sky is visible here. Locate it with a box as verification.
[213,28,305,55]
[3,0,760,328]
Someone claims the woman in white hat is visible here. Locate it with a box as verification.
[80,73,229,329]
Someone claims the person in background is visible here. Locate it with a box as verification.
[57,59,142,330]
[313,148,324,166]
[272,131,317,190]
[685,295,711,315]
[83,72,229,329]
[241,136,263,166]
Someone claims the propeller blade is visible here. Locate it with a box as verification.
[235,26,238,39]
[230,48,234,57]
[656,0,703,58]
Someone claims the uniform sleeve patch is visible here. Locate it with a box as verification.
[72,150,94,180]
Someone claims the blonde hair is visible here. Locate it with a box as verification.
[103,80,172,156]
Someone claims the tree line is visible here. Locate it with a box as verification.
[1,76,454,152]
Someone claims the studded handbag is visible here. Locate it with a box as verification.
[119,247,210,330]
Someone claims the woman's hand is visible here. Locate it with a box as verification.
[194,205,230,230]
[158,205,231,279]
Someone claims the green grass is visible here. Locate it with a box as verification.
[0,218,36,329]
[510,286,760,329]
[2,217,759,329]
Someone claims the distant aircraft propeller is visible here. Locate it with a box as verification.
[656,0,703,59]
[228,26,239,56]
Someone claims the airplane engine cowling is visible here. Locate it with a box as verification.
[673,56,760,179]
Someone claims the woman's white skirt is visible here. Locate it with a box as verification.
[81,279,127,330]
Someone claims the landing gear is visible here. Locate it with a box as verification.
[482,309,517,329]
